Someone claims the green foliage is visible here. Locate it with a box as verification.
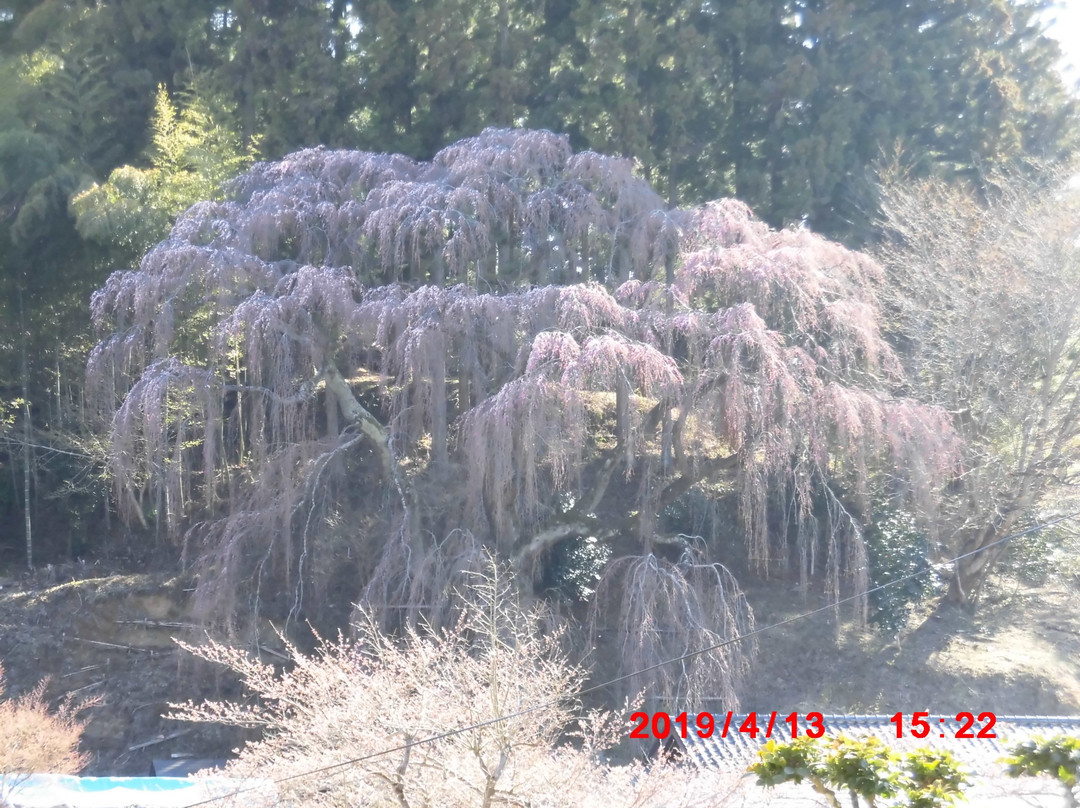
[1001,516,1080,588]
[542,534,612,602]
[823,736,901,802]
[1003,523,1058,586]
[751,734,970,808]
[661,487,744,566]
[0,0,236,564]
[198,0,361,155]
[662,487,721,540]
[905,751,974,808]
[71,85,253,264]
[345,0,1079,235]
[866,510,935,636]
[1003,735,1080,805]
[26,47,143,175]
[752,735,828,788]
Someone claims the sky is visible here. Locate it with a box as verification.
[1042,0,1080,91]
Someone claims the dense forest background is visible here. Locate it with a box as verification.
[0,0,1078,675]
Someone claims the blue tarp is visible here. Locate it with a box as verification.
[0,774,275,807]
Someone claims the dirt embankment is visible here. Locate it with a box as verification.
[0,569,245,774]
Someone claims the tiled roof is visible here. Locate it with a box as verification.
[682,714,1080,775]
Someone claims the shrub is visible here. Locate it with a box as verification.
[0,663,93,807]
[751,734,969,808]
[542,534,612,602]
[171,557,728,807]
[1001,515,1080,589]
[1003,735,1080,807]
[865,510,935,636]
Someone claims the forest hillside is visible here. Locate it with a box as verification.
[0,2,1078,805]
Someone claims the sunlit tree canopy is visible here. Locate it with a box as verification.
[89,129,958,703]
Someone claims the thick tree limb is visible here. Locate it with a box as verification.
[322,363,392,477]
[513,521,596,567]
[513,453,739,567]
[581,453,621,515]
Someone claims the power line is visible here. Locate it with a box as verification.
[183,508,1080,806]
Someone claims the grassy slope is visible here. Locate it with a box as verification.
[740,572,1080,717]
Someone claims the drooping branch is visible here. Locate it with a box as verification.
[588,554,756,710]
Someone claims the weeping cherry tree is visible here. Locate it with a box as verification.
[87,129,957,707]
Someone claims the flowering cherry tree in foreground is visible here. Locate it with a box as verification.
[88,129,956,705]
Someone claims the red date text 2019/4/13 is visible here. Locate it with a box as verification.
[628,711,827,740]
[627,711,998,740]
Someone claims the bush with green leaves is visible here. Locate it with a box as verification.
[542,534,612,602]
[751,734,970,808]
[865,510,935,635]
[1001,516,1080,588]
[1003,735,1080,807]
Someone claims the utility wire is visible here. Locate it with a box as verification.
[183,508,1080,806]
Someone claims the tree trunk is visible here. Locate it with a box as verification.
[430,351,448,465]
[491,0,511,123]
[322,363,392,477]
[22,398,32,569]
[615,368,631,464]
[19,286,32,569]
[946,510,1022,604]
[661,253,675,469]
[236,0,260,149]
